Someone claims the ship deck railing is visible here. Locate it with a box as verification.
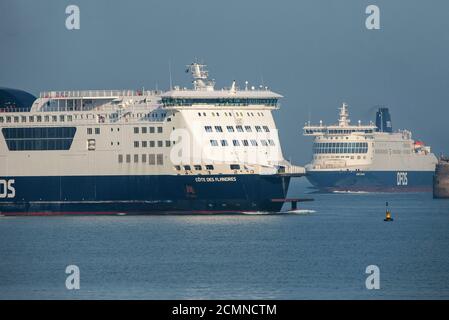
[39,90,163,99]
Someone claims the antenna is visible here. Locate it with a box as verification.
[168,60,173,90]
[307,106,311,124]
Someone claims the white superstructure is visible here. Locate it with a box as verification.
[0,63,303,178]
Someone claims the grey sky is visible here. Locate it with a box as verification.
[1,0,448,164]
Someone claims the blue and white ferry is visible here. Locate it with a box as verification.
[303,104,437,192]
[0,63,304,215]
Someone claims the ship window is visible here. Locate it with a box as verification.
[142,141,147,148]
[157,154,163,165]
[166,141,171,147]
[141,127,147,134]
[142,154,147,163]
[149,127,155,133]
[184,165,191,170]
[220,140,228,146]
[236,125,244,132]
[312,142,368,154]
[204,126,213,132]
[263,126,270,132]
[157,141,163,147]
[261,140,268,146]
[134,141,139,148]
[134,127,139,134]
[95,128,100,134]
[250,140,258,146]
[29,116,34,122]
[149,141,155,147]
[232,140,240,146]
[149,154,155,165]
[244,126,252,132]
[242,140,249,146]
[2,127,77,151]
[210,139,218,146]
[206,165,214,170]
[134,154,139,163]
[87,128,93,135]
[230,164,240,170]
[174,165,181,170]
[157,127,163,133]
[255,126,262,132]
[227,126,235,132]
[214,126,223,132]
[118,154,123,163]
[268,139,275,146]
[60,115,65,122]
[194,165,202,170]
[126,154,131,163]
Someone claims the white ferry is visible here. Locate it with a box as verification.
[0,63,304,215]
[303,104,437,192]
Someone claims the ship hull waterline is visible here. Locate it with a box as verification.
[305,170,433,192]
[0,174,291,216]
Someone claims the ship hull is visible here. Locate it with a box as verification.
[0,174,290,215]
[306,170,434,192]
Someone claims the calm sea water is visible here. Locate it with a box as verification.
[1,178,449,300]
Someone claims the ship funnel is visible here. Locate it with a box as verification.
[375,107,392,133]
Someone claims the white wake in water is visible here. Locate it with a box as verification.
[242,210,316,215]
[286,209,316,215]
[242,211,272,215]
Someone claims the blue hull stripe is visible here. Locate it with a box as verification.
[0,174,290,214]
[306,170,434,192]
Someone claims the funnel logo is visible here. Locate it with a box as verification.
[0,179,15,199]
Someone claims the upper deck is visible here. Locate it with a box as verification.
[161,63,282,109]
[39,89,160,100]
[303,103,377,136]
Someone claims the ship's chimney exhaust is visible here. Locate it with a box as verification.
[376,107,393,133]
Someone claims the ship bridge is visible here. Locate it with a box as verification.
[161,63,282,108]
[303,103,377,136]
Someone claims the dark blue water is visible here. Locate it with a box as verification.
[1,178,449,299]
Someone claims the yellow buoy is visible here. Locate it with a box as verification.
[384,202,393,222]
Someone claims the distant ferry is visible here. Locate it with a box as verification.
[303,104,437,192]
[0,63,304,215]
